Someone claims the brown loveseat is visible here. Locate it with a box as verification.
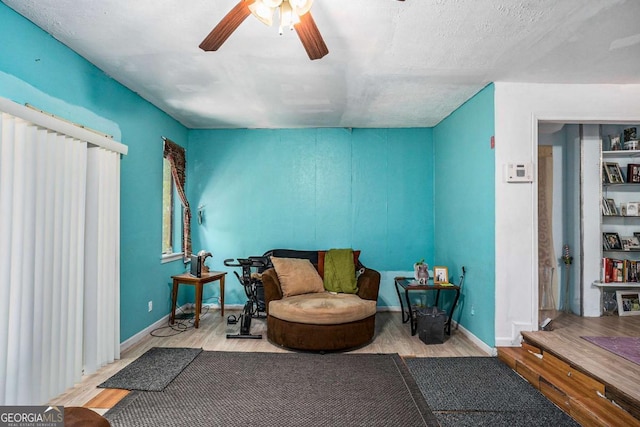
[261,249,381,351]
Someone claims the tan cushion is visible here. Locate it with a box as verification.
[270,256,325,297]
[269,292,377,325]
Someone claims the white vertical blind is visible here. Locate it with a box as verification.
[0,98,126,405]
[84,147,121,373]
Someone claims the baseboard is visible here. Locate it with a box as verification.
[120,305,494,356]
[120,303,248,353]
[120,307,180,353]
[376,306,402,312]
[378,307,494,355]
[495,337,519,347]
[202,303,244,310]
[451,321,496,356]
[495,322,535,347]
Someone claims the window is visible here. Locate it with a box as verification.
[162,137,192,261]
[161,156,183,261]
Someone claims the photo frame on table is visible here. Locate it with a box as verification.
[616,290,640,316]
[433,266,449,284]
[604,162,624,184]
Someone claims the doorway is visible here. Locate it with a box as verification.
[537,122,585,328]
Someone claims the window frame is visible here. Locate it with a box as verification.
[161,156,184,263]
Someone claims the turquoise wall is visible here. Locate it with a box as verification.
[188,128,435,307]
[0,4,189,342]
[433,84,495,346]
[2,2,498,348]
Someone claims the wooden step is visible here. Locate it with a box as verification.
[497,346,640,426]
[83,389,129,409]
[570,395,640,427]
[502,345,602,399]
[497,346,519,370]
[539,376,571,413]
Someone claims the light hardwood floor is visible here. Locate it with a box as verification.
[522,312,640,410]
[49,309,488,409]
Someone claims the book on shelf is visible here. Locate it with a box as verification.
[602,257,640,283]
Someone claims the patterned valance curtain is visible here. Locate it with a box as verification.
[163,137,192,257]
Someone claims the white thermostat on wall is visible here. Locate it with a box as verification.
[506,162,533,182]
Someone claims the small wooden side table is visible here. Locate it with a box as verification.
[170,271,226,328]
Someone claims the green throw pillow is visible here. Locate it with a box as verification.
[323,248,358,294]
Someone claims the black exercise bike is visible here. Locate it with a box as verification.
[223,257,268,339]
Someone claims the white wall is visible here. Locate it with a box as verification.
[564,125,582,314]
[494,83,640,347]
[581,124,604,317]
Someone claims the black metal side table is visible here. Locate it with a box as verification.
[394,277,461,336]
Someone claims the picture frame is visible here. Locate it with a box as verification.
[627,202,640,217]
[601,197,611,215]
[624,127,637,142]
[607,198,618,216]
[608,134,622,151]
[602,164,610,183]
[603,232,622,250]
[433,266,449,284]
[604,162,624,184]
[621,235,640,250]
[627,164,640,183]
[616,290,640,316]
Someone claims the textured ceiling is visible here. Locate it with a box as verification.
[3,0,640,129]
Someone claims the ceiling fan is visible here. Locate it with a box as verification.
[199,0,329,60]
[199,0,405,60]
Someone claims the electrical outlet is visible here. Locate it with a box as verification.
[148,300,153,312]
[470,305,475,316]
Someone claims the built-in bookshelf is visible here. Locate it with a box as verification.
[600,147,640,286]
[596,125,640,314]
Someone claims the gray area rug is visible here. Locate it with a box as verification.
[105,351,438,427]
[405,357,580,427]
[99,347,202,391]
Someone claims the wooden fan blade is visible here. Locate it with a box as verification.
[294,12,329,60]
[199,0,255,52]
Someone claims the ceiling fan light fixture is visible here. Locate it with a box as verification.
[249,0,311,33]
[248,1,276,26]
[261,0,283,8]
[200,0,328,60]
[278,1,297,35]
[289,0,313,15]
